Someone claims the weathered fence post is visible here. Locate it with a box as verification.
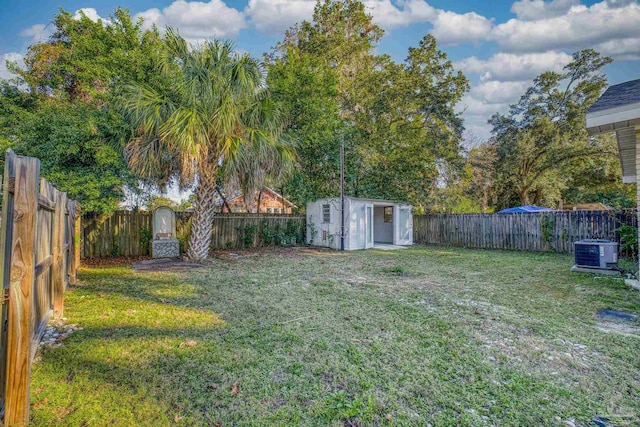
[68,201,80,284]
[52,191,67,319]
[4,154,40,426]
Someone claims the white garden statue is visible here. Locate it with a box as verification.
[152,207,180,258]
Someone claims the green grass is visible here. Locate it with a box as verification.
[31,246,640,426]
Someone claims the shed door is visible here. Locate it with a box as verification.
[394,205,413,246]
[365,203,374,249]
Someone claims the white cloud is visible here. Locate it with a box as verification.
[0,52,24,80]
[363,0,436,29]
[245,0,315,34]
[457,94,507,140]
[510,0,579,20]
[244,0,489,44]
[595,37,640,60]
[19,24,54,44]
[457,80,533,140]
[245,0,438,35]
[455,51,572,82]
[430,10,493,45]
[471,80,530,104]
[73,7,103,22]
[135,0,248,41]
[492,1,640,55]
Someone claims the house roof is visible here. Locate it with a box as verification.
[586,78,640,184]
[587,78,640,114]
[225,186,297,208]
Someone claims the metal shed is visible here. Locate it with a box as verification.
[306,197,413,250]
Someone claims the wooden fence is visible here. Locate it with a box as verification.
[0,150,80,425]
[84,209,639,257]
[81,211,306,258]
[413,210,638,252]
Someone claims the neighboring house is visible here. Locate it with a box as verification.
[220,187,297,214]
[560,202,613,211]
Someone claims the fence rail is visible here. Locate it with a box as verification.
[82,211,306,258]
[413,210,638,252]
[0,150,80,425]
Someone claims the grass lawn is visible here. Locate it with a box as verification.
[31,246,640,426]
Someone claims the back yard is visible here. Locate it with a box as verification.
[31,246,640,426]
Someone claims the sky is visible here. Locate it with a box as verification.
[1,0,640,142]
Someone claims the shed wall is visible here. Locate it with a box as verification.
[306,198,342,250]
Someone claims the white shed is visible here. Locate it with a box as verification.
[306,197,413,250]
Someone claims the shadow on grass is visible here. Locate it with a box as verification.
[33,324,246,426]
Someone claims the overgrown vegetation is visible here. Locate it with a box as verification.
[32,246,640,425]
[238,220,303,248]
[616,225,638,259]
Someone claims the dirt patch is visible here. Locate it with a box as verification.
[132,258,204,272]
[210,246,343,260]
[596,321,640,337]
[82,255,150,267]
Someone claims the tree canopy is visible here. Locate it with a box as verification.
[0,1,628,218]
[478,49,626,210]
[268,0,469,211]
[0,8,165,212]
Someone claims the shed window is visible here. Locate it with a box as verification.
[384,207,393,223]
[322,204,331,223]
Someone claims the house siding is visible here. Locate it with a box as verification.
[222,189,295,214]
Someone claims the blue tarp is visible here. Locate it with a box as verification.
[497,205,555,214]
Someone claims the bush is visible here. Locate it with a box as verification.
[616,225,637,259]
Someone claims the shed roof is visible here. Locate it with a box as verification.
[311,197,410,207]
[588,78,640,113]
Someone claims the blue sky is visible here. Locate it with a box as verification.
[1,0,640,141]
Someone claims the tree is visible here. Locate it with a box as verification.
[267,47,345,206]
[0,8,166,212]
[122,30,290,260]
[269,0,468,210]
[467,142,498,212]
[489,49,616,208]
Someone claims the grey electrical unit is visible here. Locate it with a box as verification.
[571,239,619,274]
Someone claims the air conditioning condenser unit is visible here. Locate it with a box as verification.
[572,239,619,274]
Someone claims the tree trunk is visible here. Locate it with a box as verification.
[187,164,217,261]
[215,186,231,213]
[256,189,263,214]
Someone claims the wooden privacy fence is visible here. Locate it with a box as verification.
[0,150,80,425]
[413,210,638,252]
[82,211,306,258]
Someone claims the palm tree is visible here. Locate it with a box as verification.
[121,29,291,260]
